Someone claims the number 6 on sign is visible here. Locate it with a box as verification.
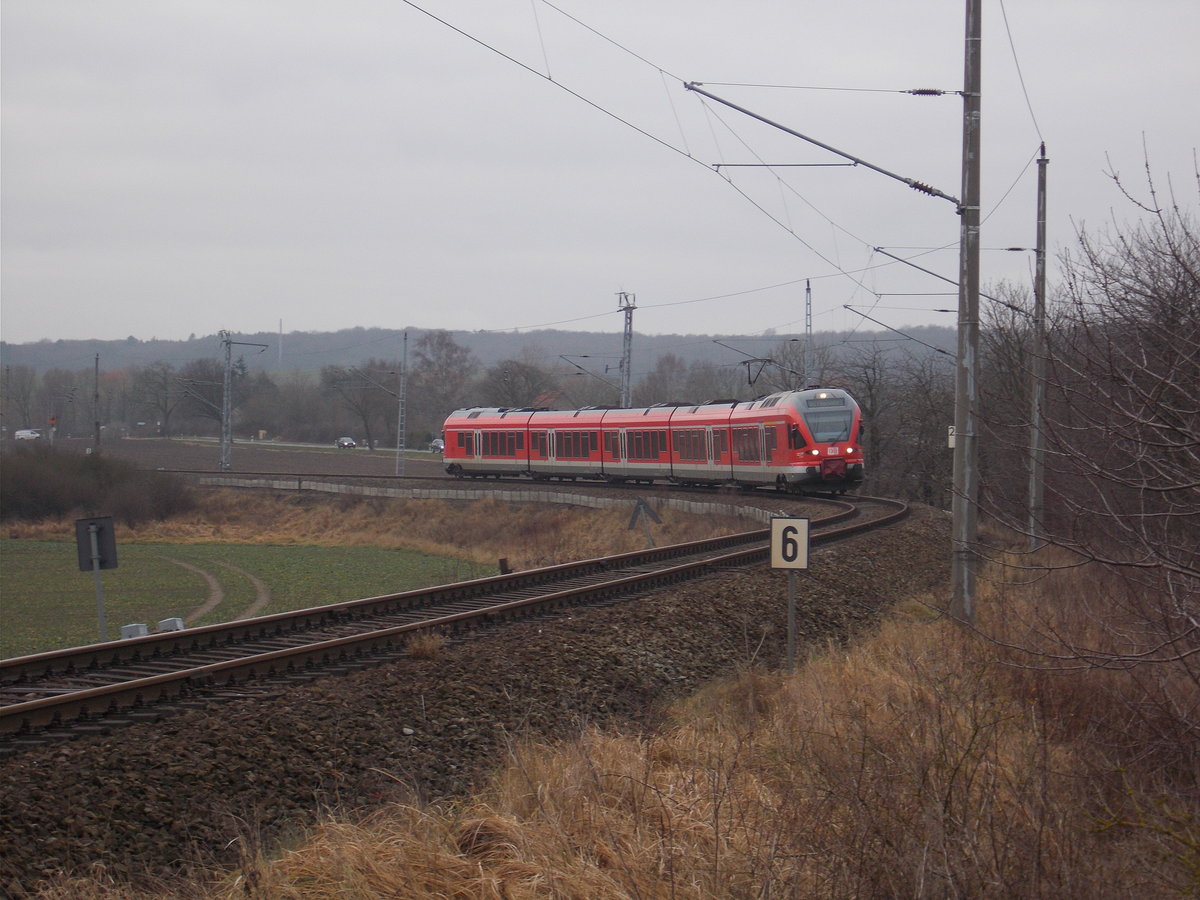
[770,517,810,569]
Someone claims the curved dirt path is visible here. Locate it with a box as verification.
[161,557,225,624]
[215,561,273,619]
[160,557,272,624]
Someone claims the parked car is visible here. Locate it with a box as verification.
[335,436,357,449]
[14,429,41,440]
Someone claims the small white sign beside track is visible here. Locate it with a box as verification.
[770,517,810,570]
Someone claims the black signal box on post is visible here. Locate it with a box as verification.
[76,516,118,571]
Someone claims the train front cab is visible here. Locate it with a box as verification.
[782,389,864,493]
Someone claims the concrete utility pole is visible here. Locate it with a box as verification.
[396,331,408,476]
[618,292,636,407]
[221,331,233,472]
[93,354,101,448]
[688,26,980,622]
[1028,144,1049,550]
[219,330,269,471]
[804,279,813,388]
[949,0,982,624]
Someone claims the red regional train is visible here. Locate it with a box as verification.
[441,387,864,493]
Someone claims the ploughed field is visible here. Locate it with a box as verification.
[0,441,951,890]
[58,436,448,478]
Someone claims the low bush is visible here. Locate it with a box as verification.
[0,445,195,526]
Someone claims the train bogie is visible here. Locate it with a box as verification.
[442,388,865,493]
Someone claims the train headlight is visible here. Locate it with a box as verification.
[809,449,820,456]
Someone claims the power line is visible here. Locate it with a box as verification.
[396,0,962,335]
[695,81,960,96]
[998,0,1044,141]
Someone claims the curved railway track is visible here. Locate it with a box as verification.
[1,490,907,755]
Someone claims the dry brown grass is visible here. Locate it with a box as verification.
[405,632,446,661]
[25,516,1199,898]
[6,489,751,572]
[189,574,1192,899]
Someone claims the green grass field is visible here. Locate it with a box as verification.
[0,540,492,659]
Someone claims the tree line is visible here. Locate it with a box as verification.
[3,168,1195,548]
[2,328,959,494]
[2,164,1195,697]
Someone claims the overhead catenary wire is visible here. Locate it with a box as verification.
[396,0,977,334]
[695,81,962,96]
[998,0,1044,141]
[395,0,1050,346]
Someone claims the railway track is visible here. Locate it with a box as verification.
[0,493,907,755]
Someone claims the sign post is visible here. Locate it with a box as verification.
[75,516,118,641]
[627,498,662,548]
[770,517,810,671]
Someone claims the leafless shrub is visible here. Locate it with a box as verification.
[981,160,1198,685]
[405,631,446,660]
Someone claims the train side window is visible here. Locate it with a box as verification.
[733,427,760,462]
[788,424,807,450]
[712,430,727,457]
[764,426,778,456]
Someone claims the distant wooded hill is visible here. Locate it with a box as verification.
[1,325,956,376]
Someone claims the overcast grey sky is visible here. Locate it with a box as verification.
[2,1,1196,346]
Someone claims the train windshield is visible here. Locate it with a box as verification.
[803,410,853,442]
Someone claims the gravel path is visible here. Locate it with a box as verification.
[0,507,950,894]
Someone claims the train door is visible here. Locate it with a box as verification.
[526,429,549,478]
[730,424,770,484]
[455,430,477,459]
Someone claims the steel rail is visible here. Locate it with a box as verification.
[1,496,903,742]
[2,493,856,687]
[0,525,812,685]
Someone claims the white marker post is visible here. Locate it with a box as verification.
[770,517,810,671]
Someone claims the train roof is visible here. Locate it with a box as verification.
[445,388,857,426]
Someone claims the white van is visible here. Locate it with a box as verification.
[14,429,41,440]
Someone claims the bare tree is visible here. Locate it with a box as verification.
[476,359,558,409]
[268,371,334,443]
[633,353,691,406]
[976,164,1200,708]
[1,364,38,431]
[683,359,747,404]
[99,368,136,436]
[321,359,397,450]
[1036,172,1198,605]
[884,349,956,506]
[835,342,905,497]
[132,361,183,437]
[409,331,479,437]
[177,358,231,434]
